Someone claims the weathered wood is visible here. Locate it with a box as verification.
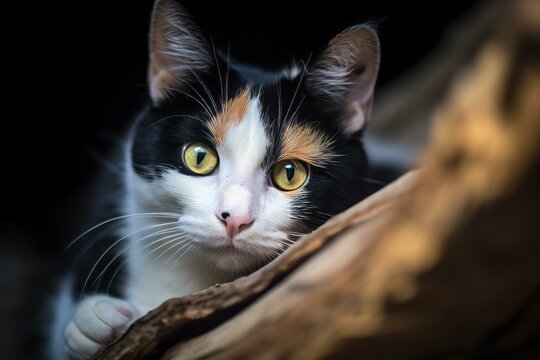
[96,171,417,360]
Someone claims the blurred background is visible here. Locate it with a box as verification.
[6,0,481,358]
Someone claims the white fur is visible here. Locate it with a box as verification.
[47,276,75,360]
[281,64,302,79]
[64,295,139,360]
[54,95,305,359]
[123,95,299,312]
[52,0,315,356]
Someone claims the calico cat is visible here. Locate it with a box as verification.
[48,0,380,358]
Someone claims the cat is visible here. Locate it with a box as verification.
[47,0,380,358]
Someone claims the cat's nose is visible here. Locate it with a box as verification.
[217,212,254,239]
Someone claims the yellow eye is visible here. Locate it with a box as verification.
[270,160,308,192]
[183,142,219,175]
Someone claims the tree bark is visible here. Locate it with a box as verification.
[96,170,416,360]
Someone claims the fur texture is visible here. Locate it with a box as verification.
[47,0,380,358]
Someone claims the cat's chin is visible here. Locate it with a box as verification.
[197,241,276,274]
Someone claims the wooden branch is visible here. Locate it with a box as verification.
[96,171,417,360]
[98,0,540,358]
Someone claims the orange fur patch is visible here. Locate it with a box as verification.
[279,123,335,167]
[208,88,251,144]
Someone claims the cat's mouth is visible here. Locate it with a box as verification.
[194,238,276,273]
[220,244,245,254]
[199,240,251,255]
[197,235,280,260]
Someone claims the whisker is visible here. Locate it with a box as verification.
[174,72,217,119]
[287,94,306,122]
[70,220,124,266]
[148,236,191,263]
[91,227,182,289]
[283,230,306,237]
[160,85,214,120]
[67,212,179,249]
[277,78,283,124]
[104,234,190,295]
[182,64,220,116]
[283,53,312,124]
[315,211,335,219]
[226,42,230,103]
[105,260,126,297]
[80,221,179,296]
[171,242,198,269]
[147,114,203,128]
[162,240,192,267]
[210,36,225,104]
[278,238,297,246]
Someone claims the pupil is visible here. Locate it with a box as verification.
[285,163,295,182]
[195,148,206,165]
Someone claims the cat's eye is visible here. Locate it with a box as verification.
[270,160,308,192]
[183,142,219,175]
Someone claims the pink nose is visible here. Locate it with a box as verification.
[218,212,254,239]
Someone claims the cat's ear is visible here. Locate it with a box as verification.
[148,0,212,104]
[307,25,380,135]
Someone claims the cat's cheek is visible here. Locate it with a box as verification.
[159,170,219,210]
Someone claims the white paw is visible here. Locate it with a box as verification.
[64,295,140,360]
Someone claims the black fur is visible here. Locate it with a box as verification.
[67,54,374,300]
[45,3,379,357]
[131,56,372,234]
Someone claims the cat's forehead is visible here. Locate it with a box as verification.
[207,87,252,144]
[206,86,335,168]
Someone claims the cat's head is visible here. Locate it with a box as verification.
[127,0,380,273]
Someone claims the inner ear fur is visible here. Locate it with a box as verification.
[307,25,380,135]
[148,0,212,104]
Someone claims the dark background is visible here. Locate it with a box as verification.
[6,0,480,357]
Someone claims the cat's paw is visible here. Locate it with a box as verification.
[64,295,140,360]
